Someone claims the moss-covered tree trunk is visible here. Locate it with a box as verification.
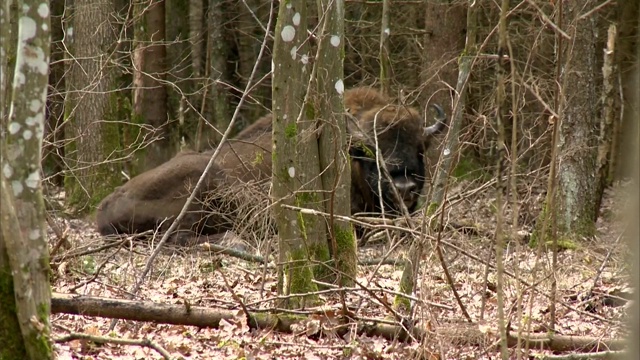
[272,0,318,307]
[549,0,603,241]
[133,0,170,169]
[316,0,356,287]
[0,0,52,358]
[64,0,121,211]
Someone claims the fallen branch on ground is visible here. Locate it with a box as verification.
[51,292,627,353]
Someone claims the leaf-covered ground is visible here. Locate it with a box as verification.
[48,180,634,359]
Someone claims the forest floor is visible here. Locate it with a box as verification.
[47,179,635,360]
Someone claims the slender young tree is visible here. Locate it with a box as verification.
[0,0,52,358]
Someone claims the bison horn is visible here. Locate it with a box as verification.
[423,104,447,137]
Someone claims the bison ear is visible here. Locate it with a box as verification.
[423,104,448,137]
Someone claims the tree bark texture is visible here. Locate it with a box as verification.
[554,0,603,239]
[65,0,121,211]
[203,0,230,146]
[421,0,466,121]
[134,0,170,169]
[0,0,52,358]
[272,0,318,305]
[42,0,66,187]
[316,0,357,287]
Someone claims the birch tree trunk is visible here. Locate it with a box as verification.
[0,0,52,357]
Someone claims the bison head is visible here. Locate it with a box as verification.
[347,99,447,215]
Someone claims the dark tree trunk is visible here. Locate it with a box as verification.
[134,0,170,170]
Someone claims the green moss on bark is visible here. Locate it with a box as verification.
[283,247,319,308]
[0,268,28,359]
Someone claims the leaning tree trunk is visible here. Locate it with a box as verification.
[64,0,121,211]
[550,0,603,241]
[0,0,52,358]
[316,0,357,287]
[272,0,319,307]
[133,0,170,170]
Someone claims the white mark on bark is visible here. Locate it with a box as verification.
[25,113,43,126]
[281,25,295,42]
[29,99,42,113]
[292,13,300,26]
[286,2,292,9]
[335,79,344,95]
[288,167,295,178]
[301,54,309,65]
[290,46,297,60]
[384,28,390,36]
[16,71,26,86]
[12,181,24,196]
[26,171,40,188]
[330,35,340,47]
[42,23,48,31]
[29,229,41,240]
[20,17,37,41]
[444,148,450,156]
[37,3,49,17]
[23,129,33,140]
[9,122,21,134]
[3,164,13,178]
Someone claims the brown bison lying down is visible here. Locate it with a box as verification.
[96,87,447,240]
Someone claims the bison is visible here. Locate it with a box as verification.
[95,150,232,243]
[213,86,447,214]
[95,86,447,241]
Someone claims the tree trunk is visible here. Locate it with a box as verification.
[42,0,67,188]
[316,0,356,287]
[622,18,639,360]
[552,0,603,240]
[64,0,122,211]
[134,0,170,169]
[272,0,318,307]
[378,0,391,95]
[0,0,52,357]
[189,0,203,78]
[203,0,230,147]
[0,0,18,122]
[421,0,466,117]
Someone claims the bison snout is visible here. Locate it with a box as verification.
[392,177,418,206]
